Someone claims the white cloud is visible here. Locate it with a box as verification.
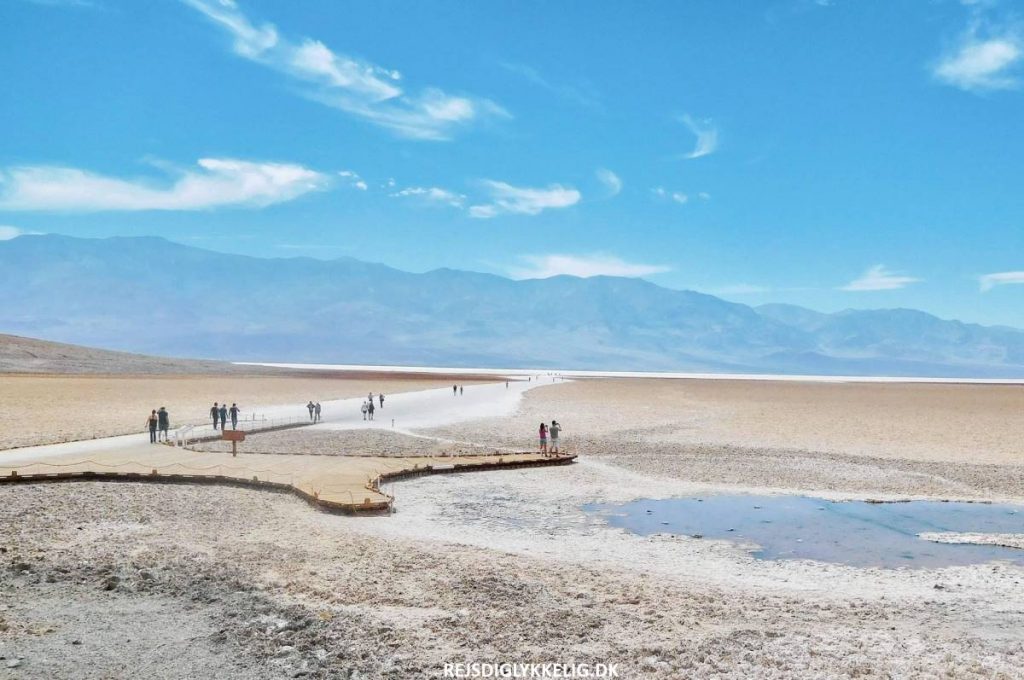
[468,180,580,219]
[980,271,1024,291]
[841,265,921,291]
[0,225,41,240]
[681,114,718,159]
[651,186,689,204]
[337,169,368,190]
[498,61,603,111]
[391,186,466,208]
[508,253,670,280]
[698,191,711,200]
[933,25,1022,91]
[595,168,622,197]
[0,158,328,211]
[184,0,507,140]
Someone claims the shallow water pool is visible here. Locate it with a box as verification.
[586,495,1024,569]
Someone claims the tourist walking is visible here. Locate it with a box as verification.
[379,393,384,409]
[229,403,240,429]
[460,385,463,395]
[147,409,158,443]
[361,401,368,420]
[158,406,170,442]
[367,400,375,421]
[210,402,220,430]
[453,384,457,396]
[538,422,548,454]
[307,401,315,421]
[218,403,227,430]
[314,402,321,422]
[549,420,561,453]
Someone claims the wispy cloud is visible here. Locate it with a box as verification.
[651,186,689,204]
[0,225,42,240]
[468,180,580,219]
[933,22,1022,91]
[390,185,466,208]
[710,283,772,295]
[841,265,921,291]
[681,114,718,159]
[498,61,603,111]
[595,168,622,197]
[980,271,1024,291]
[507,253,670,280]
[183,0,507,140]
[0,158,329,211]
[337,170,367,191]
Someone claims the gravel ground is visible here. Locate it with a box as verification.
[3,481,1024,680]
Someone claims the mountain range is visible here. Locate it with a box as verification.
[2,234,1023,378]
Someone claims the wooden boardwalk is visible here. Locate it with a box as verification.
[0,443,575,514]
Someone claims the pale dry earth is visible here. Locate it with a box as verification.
[192,428,503,458]
[0,374,489,451]
[3,376,1024,678]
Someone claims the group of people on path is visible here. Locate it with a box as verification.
[361,392,384,420]
[145,407,170,443]
[210,402,241,430]
[307,401,322,422]
[538,420,562,455]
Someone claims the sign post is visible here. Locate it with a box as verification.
[221,429,246,457]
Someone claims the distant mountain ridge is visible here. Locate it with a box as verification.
[2,234,1023,378]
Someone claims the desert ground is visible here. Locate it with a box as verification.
[2,374,1024,678]
[0,373,491,451]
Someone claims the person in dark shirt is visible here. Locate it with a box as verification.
[210,402,220,429]
[157,407,170,441]
[379,394,384,409]
[147,409,158,444]
[218,403,228,429]
[229,403,240,429]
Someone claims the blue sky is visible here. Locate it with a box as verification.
[2,0,1024,326]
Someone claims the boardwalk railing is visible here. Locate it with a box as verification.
[172,414,313,448]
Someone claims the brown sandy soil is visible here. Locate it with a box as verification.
[0,374,491,451]
[3,483,1022,679]
[192,428,503,458]
[429,378,1024,500]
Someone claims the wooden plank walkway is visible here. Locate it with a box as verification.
[0,443,576,514]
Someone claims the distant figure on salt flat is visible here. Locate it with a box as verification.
[538,422,548,454]
[210,402,220,430]
[158,406,169,442]
[218,403,228,430]
[307,401,315,421]
[146,409,158,444]
[229,403,240,429]
[368,400,376,421]
[549,420,561,453]
[453,384,457,396]
[505,380,509,389]
[379,394,384,409]
[460,385,464,395]
[361,401,369,420]
[314,402,321,422]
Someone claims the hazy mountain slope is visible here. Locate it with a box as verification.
[2,234,1024,377]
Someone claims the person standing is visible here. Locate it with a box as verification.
[361,401,368,421]
[218,403,227,430]
[210,402,220,430]
[453,384,457,396]
[229,403,240,429]
[147,409,158,444]
[538,422,548,455]
[379,393,384,409]
[459,385,463,396]
[367,399,375,421]
[307,401,315,421]
[158,407,170,442]
[314,402,321,422]
[549,420,561,454]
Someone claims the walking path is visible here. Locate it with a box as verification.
[0,380,574,513]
